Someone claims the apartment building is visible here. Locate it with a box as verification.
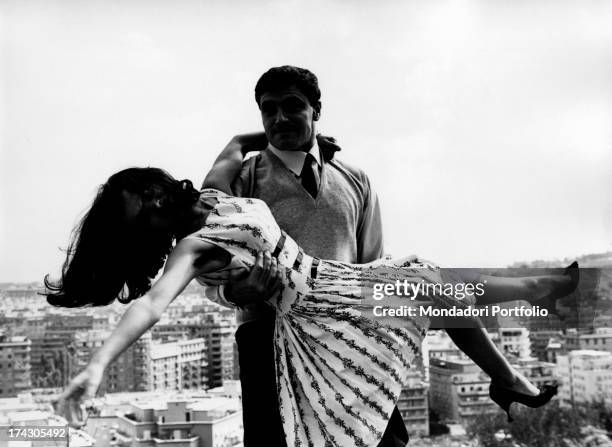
[429,355,496,425]
[556,349,612,407]
[397,369,429,437]
[0,335,32,397]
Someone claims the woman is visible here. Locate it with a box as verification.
[49,134,577,446]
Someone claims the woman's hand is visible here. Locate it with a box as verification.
[54,363,104,428]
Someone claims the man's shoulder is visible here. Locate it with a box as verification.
[327,156,372,187]
[242,150,274,167]
[237,151,271,173]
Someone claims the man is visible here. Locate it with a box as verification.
[205,65,408,446]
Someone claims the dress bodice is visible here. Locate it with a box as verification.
[186,189,319,312]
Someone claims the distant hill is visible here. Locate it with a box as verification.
[509,251,612,268]
[0,282,41,289]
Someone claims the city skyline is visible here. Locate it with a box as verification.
[2,283,609,444]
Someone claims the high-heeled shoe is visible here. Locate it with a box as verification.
[533,261,580,320]
[489,381,559,422]
[564,261,580,293]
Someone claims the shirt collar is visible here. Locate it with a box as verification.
[267,140,321,176]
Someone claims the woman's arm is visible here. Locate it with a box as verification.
[88,241,207,367]
[203,132,268,194]
[55,239,222,426]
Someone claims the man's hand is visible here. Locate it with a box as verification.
[231,132,268,155]
[225,251,283,308]
[316,134,341,161]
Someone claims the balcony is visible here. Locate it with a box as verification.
[397,403,427,411]
[152,435,199,446]
[458,399,495,407]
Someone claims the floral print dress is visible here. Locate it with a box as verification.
[188,188,469,447]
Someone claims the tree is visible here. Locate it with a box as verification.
[468,401,612,447]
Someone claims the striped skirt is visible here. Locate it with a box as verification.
[273,256,469,447]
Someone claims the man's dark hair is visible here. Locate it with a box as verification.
[255,65,321,109]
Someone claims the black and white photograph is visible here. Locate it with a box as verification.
[1,1,611,446]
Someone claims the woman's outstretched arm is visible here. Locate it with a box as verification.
[56,243,281,427]
[55,240,216,426]
[202,133,268,194]
[88,241,207,366]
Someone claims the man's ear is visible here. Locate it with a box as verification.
[313,102,322,121]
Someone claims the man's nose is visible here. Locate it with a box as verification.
[273,108,289,124]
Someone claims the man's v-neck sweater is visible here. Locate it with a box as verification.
[232,147,383,263]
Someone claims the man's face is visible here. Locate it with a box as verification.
[259,86,320,151]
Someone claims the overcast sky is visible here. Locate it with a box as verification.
[1,0,611,282]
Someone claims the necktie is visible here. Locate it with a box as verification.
[300,153,320,198]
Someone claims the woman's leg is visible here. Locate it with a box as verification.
[471,273,574,306]
[444,326,538,395]
[437,269,576,394]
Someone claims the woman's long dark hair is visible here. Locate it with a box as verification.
[45,167,199,308]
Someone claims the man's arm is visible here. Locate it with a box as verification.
[203,145,279,307]
[201,254,284,309]
[357,174,384,263]
[324,139,383,264]
[202,133,266,194]
[202,136,264,305]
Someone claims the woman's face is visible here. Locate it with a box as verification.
[121,186,177,232]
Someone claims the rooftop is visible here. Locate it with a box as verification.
[569,349,612,357]
[188,397,237,412]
